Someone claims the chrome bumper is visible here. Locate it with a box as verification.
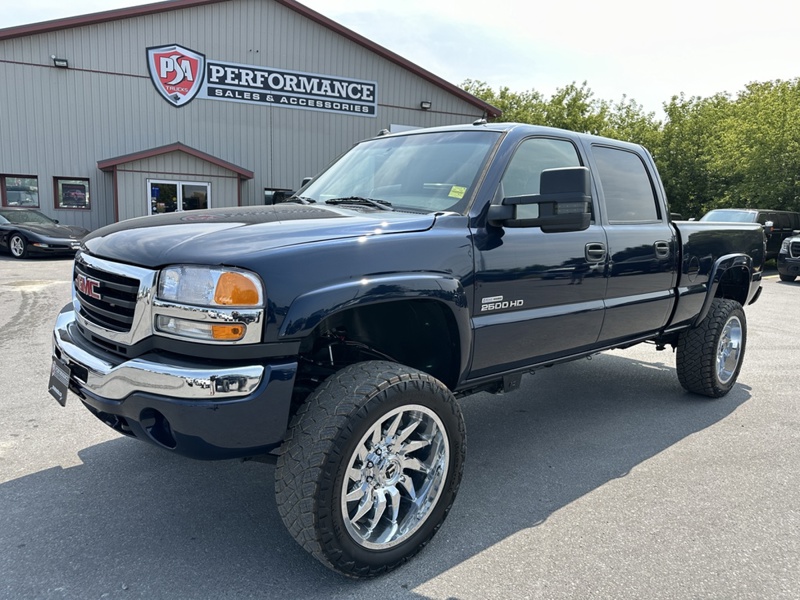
[53,306,265,401]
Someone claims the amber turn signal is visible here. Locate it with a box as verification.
[212,324,246,341]
[214,272,261,306]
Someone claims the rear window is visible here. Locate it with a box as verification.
[700,210,756,223]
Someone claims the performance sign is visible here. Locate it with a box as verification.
[147,45,377,117]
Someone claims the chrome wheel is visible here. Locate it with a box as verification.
[717,315,742,385]
[677,298,747,398]
[276,361,465,577]
[10,234,26,258]
[341,404,449,549]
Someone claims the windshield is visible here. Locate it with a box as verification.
[300,130,501,214]
[0,209,56,225]
[700,210,756,223]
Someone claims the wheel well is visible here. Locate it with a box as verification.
[715,266,749,305]
[295,300,461,400]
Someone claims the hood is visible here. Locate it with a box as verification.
[19,222,88,240]
[83,204,437,267]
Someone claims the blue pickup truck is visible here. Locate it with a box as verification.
[50,123,764,577]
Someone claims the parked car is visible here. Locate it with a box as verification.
[778,233,800,282]
[0,208,89,259]
[699,208,800,259]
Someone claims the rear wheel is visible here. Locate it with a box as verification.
[676,298,746,398]
[779,273,796,282]
[9,233,28,259]
[275,361,466,578]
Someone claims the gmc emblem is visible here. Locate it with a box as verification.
[76,274,101,300]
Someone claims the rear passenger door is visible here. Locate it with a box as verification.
[588,145,678,343]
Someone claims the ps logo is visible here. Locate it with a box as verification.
[146,44,206,107]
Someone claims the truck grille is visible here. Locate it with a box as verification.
[74,258,140,333]
[791,240,800,258]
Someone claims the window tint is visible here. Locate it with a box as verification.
[756,212,775,226]
[501,138,582,219]
[593,146,659,222]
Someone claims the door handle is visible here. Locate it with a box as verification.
[585,242,606,263]
[654,240,670,259]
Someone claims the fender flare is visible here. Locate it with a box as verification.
[279,273,473,372]
[692,253,752,327]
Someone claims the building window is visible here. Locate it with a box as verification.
[1,175,39,207]
[55,177,91,210]
[148,180,210,214]
[264,188,293,204]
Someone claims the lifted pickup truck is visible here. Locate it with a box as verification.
[50,123,764,577]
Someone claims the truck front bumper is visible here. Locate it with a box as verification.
[52,305,297,460]
[777,254,800,279]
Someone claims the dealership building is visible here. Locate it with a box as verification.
[0,0,498,231]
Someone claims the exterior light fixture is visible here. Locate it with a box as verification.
[51,55,69,68]
[420,101,432,110]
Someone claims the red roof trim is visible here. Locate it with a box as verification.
[98,142,254,179]
[0,0,500,118]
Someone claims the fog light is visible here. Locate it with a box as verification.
[156,315,246,341]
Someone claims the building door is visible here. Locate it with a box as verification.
[148,180,210,214]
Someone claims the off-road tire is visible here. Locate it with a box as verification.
[676,298,746,398]
[275,361,466,578]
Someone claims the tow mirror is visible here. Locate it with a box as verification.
[488,166,592,232]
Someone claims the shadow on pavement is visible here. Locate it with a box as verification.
[0,351,749,599]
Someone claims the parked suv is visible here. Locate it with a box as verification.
[700,209,800,259]
[778,233,800,281]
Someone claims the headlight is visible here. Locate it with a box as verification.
[780,239,791,254]
[157,266,263,307]
[154,266,265,344]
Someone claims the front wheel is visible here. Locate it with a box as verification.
[9,233,28,259]
[275,361,466,578]
[676,298,746,398]
[779,273,796,282]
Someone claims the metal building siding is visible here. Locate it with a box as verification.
[116,152,240,222]
[0,0,486,230]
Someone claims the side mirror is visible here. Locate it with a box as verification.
[488,166,592,233]
[300,176,313,187]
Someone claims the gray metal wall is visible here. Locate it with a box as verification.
[116,152,241,222]
[0,0,486,231]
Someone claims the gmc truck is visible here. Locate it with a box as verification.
[50,123,764,577]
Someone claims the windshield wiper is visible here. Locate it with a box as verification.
[286,195,316,204]
[325,197,393,211]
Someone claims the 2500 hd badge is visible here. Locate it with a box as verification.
[50,123,763,578]
[481,295,524,311]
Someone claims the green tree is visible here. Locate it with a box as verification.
[711,79,800,212]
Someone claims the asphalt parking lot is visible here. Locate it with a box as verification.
[1,254,798,599]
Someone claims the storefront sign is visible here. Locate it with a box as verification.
[147,44,377,117]
[146,45,206,107]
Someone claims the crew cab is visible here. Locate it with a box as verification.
[50,123,764,577]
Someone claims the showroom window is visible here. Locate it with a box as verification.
[1,175,39,207]
[54,177,91,210]
[148,180,210,214]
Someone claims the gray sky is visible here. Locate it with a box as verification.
[3,0,798,118]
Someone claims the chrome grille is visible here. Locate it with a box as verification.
[74,258,140,333]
